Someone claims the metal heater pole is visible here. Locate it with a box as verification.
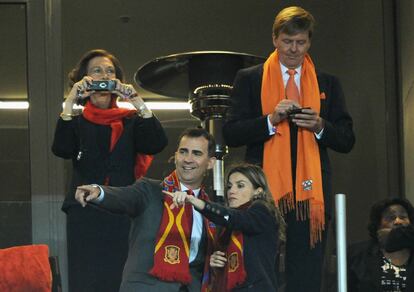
[204,118,227,199]
[335,193,348,292]
[213,159,224,197]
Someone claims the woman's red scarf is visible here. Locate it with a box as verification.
[149,170,211,284]
[261,50,324,247]
[82,99,153,182]
[201,202,249,291]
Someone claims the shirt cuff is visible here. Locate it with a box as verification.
[267,115,276,136]
[91,184,105,203]
[314,128,324,140]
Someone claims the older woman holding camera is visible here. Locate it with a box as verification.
[165,164,285,291]
[52,49,167,292]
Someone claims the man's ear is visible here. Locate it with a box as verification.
[272,33,278,49]
[207,156,217,170]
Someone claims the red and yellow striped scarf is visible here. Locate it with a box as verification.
[202,203,249,291]
[149,170,209,284]
[261,50,324,247]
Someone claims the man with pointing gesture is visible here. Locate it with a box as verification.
[75,128,216,292]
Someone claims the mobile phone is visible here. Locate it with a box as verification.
[87,80,116,91]
[288,107,311,115]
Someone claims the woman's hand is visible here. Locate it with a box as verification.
[61,76,94,119]
[210,251,227,268]
[112,80,153,118]
[112,80,139,100]
[163,190,193,209]
[67,76,94,104]
[162,190,207,211]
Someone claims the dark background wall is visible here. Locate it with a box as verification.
[0,3,31,247]
[0,0,412,290]
[400,1,414,199]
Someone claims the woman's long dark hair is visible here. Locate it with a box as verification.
[225,163,286,245]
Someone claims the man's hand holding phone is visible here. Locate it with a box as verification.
[269,99,301,125]
[288,106,311,116]
[290,107,324,133]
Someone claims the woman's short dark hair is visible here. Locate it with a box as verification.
[225,163,286,245]
[367,197,414,241]
[68,49,125,87]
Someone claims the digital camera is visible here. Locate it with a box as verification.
[87,80,117,91]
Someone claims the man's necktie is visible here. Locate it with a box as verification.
[286,69,300,102]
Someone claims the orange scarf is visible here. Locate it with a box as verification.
[261,50,324,247]
[150,170,210,284]
[82,99,153,181]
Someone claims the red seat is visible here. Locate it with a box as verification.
[0,244,61,292]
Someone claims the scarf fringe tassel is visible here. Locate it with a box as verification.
[278,194,325,248]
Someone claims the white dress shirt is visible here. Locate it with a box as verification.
[179,183,203,263]
[267,62,324,138]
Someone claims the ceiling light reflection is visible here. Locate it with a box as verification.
[0,101,191,111]
[0,101,29,109]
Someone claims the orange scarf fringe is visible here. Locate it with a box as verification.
[261,50,325,247]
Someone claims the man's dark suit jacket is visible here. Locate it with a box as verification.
[223,64,355,212]
[98,178,206,292]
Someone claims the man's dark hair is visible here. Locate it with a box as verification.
[177,128,216,157]
[367,197,414,241]
[68,49,125,87]
[273,6,315,39]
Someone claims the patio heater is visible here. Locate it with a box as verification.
[135,51,264,199]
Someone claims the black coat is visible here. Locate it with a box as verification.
[223,64,355,213]
[348,230,414,292]
[52,114,168,211]
[201,200,279,291]
[51,114,168,291]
